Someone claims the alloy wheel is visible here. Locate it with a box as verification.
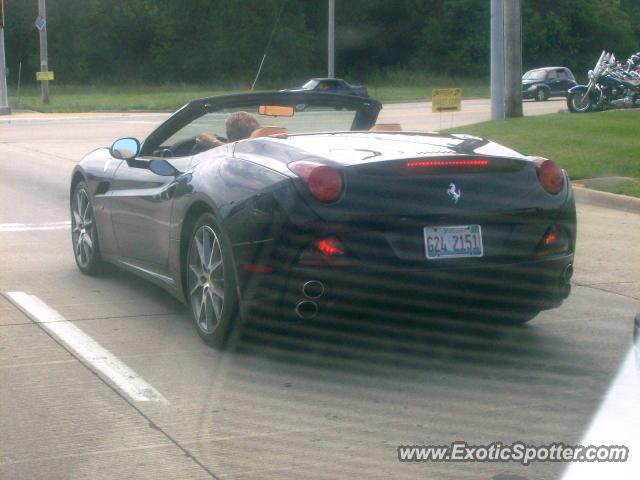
[188,225,225,334]
[71,188,95,269]
[571,92,592,112]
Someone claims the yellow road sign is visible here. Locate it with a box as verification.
[36,71,54,81]
[432,88,462,113]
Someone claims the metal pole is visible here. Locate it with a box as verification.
[16,60,21,109]
[0,0,8,114]
[503,0,522,118]
[38,0,49,104]
[328,0,335,78]
[0,27,9,115]
[490,0,504,120]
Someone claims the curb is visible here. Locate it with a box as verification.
[572,184,640,214]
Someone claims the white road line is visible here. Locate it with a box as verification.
[5,291,169,405]
[561,347,640,479]
[0,221,70,232]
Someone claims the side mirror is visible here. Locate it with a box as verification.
[110,138,140,160]
[149,159,180,177]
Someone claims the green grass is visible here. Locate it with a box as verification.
[370,84,488,102]
[9,84,247,113]
[8,77,489,112]
[444,110,640,196]
[582,178,640,197]
[366,70,489,101]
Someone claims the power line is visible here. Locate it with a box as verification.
[251,0,287,91]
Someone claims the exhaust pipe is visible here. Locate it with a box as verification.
[295,300,318,319]
[302,280,324,299]
[562,264,574,283]
[559,264,573,299]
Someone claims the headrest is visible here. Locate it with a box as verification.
[369,123,402,132]
[249,127,288,139]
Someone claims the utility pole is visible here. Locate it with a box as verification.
[38,0,49,104]
[490,0,504,120]
[503,0,522,118]
[328,0,335,78]
[0,0,10,115]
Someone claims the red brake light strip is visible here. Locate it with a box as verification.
[406,159,489,168]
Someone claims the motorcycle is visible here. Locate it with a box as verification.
[567,51,640,113]
[626,52,640,74]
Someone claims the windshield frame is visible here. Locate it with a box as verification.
[140,92,382,156]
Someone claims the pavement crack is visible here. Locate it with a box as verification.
[1,143,77,163]
[573,281,639,301]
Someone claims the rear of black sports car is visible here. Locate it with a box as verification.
[228,132,576,324]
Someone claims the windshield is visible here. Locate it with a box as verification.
[144,94,379,157]
[523,69,547,80]
[302,79,319,89]
[159,106,357,155]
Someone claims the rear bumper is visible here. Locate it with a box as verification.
[243,254,574,319]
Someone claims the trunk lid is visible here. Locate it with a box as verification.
[280,132,568,222]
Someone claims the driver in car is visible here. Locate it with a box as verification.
[196,111,260,149]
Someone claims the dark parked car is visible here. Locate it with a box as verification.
[283,78,368,97]
[522,67,577,101]
[70,91,575,349]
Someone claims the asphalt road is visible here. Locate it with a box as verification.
[1,102,639,480]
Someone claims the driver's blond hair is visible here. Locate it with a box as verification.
[225,111,260,142]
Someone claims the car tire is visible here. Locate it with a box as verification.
[186,212,239,349]
[535,88,548,101]
[71,181,104,276]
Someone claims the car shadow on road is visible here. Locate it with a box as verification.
[233,300,599,389]
[100,264,604,399]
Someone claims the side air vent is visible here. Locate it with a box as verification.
[96,182,111,196]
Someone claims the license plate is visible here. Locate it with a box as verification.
[424,225,483,259]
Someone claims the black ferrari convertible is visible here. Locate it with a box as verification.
[70,92,576,348]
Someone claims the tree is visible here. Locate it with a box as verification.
[3,0,639,86]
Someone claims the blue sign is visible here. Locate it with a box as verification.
[35,16,46,31]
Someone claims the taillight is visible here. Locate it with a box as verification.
[543,230,558,246]
[533,157,564,194]
[298,236,349,266]
[314,237,345,256]
[536,226,570,256]
[406,159,489,168]
[289,161,343,203]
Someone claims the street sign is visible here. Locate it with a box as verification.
[36,71,54,81]
[432,88,462,113]
[35,16,46,31]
